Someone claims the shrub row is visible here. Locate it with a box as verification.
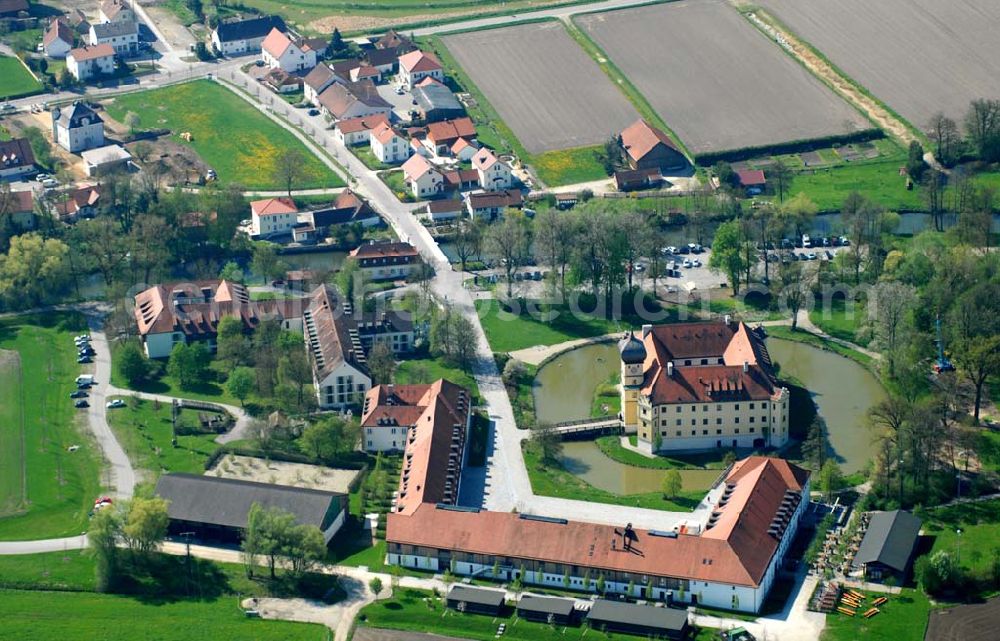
[693,128,885,166]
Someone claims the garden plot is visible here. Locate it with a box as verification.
[443,21,639,154]
[207,454,359,494]
[577,0,869,156]
[758,0,1000,128]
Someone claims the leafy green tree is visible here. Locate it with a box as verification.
[661,469,683,499]
[818,460,844,500]
[121,497,169,556]
[251,242,287,283]
[530,422,562,465]
[0,233,71,308]
[124,111,140,135]
[367,341,396,385]
[219,261,245,284]
[88,506,123,592]
[328,27,345,56]
[116,342,149,387]
[301,417,358,463]
[595,574,606,595]
[369,576,383,597]
[708,220,746,294]
[906,140,927,181]
[226,366,255,406]
[216,316,248,367]
[167,343,209,390]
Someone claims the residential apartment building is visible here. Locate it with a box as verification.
[348,240,420,281]
[250,196,297,238]
[619,320,790,454]
[370,122,409,164]
[67,44,116,81]
[261,27,317,73]
[90,20,138,55]
[51,102,105,153]
[211,15,286,56]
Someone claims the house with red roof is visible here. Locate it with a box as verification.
[397,49,443,89]
[261,27,317,73]
[736,168,767,195]
[370,122,409,165]
[250,196,298,238]
[67,44,115,81]
[472,147,513,191]
[401,154,444,199]
[334,113,390,147]
[620,119,688,172]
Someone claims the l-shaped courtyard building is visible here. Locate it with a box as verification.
[381,320,809,615]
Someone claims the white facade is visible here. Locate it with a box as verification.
[54,117,104,154]
[252,210,297,238]
[263,40,316,73]
[408,168,444,199]
[142,331,181,359]
[44,33,72,59]
[335,127,374,147]
[399,66,443,90]
[89,24,138,55]
[212,31,268,56]
[371,129,409,164]
[315,361,371,409]
[67,51,115,81]
[99,1,135,25]
[477,159,513,191]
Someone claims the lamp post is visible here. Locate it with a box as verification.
[956,528,962,566]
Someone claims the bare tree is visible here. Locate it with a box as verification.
[533,208,575,299]
[769,160,793,202]
[964,98,1000,163]
[274,149,306,197]
[927,112,961,166]
[486,212,530,298]
[451,216,480,273]
[865,281,917,377]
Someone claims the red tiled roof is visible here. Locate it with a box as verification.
[398,49,442,74]
[43,18,73,47]
[336,113,389,135]
[402,154,437,181]
[349,240,418,260]
[371,121,402,145]
[620,119,681,163]
[737,169,766,187]
[251,197,296,217]
[387,456,809,587]
[261,28,292,58]
[425,117,476,145]
[69,43,115,61]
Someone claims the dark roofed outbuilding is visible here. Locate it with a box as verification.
[155,473,347,545]
[446,585,505,616]
[517,595,577,625]
[852,510,922,583]
[587,600,689,640]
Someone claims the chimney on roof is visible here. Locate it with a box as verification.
[667,361,674,376]
[642,324,652,339]
[724,314,731,326]
[743,361,749,373]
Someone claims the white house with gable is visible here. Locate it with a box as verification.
[472,148,513,191]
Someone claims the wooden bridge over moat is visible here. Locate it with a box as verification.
[551,415,622,440]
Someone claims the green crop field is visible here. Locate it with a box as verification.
[0,589,327,641]
[105,80,342,191]
[0,313,102,541]
[0,55,43,100]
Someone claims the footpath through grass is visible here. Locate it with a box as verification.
[0,313,102,541]
[105,80,342,190]
[0,55,43,99]
[821,588,929,641]
[809,297,867,346]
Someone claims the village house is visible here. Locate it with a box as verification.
[361,48,398,76]
[348,240,420,281]
[443,168,480,192]
[81,144,131,176]
[3,190,36,230]
[317,80,392,121]
[42,18,74,58]
[334,113,390,147]
[465,189,522,221]
[66,8,91,35]
[852,510,922,584]
[261,28,317,73]
[422,117,477,158]
[99,0,135,25]
[303,63,340,105]
[51,184,101,221]
[250,196,298,238]
[361,379,470,504]
[614,167,661,192]
[420,198,464,223]
[736,169,767,196]
[349,65,381,84]
[133,280,303,359]
[397,50,444,89]
[361,30,415,74]
[372,29,414,54]
[263,68,302,94]
[51,102,105,154]
[620,119,688,173]
[618,319,790,453]
[299,189,382,234]
[387,455,810,614]
[411,78,464,123]
[401,154,444,199]
[210,15,285,56]
[370,122,409,165]
[67,44,116,81]
[90,20,138,56]
[0,138,36,180]
[472,147,513,191]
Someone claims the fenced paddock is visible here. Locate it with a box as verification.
[442,21,640,154]
[576,0,869,155]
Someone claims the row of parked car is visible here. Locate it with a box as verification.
[71,335,125,410]
[661,243,706,256]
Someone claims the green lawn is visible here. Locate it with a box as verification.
[594,436,729,471]
[522,445,704,512]
[110,340,242,407]
[785,157,923,213]
[530,145,608,186]
[0,550,95,592]
[396,357,481,404]
[105,396,223,477]
[351,145,392,171]
[104,80,341,190]
[810,297,867,346]
[590,374,621,417]
[379,170,410,200]
[476,299,631,353]
[923,499,1000,578]
[701,295,790,323]
[0,55,43,100]
[0,589,326,641]
[821,588,929,641]
[0,313,102,541]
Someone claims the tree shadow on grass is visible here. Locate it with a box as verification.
[115,554,234,604]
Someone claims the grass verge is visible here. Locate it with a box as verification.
[0,55,43,100]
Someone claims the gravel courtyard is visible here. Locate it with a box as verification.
[443,21,639,154]
[577,0,869,155]
[207,455,360,493]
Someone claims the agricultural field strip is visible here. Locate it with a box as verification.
[442,21,640,154]
[576,0,870,155]
[0,352,26,515]
[756,0,1000,128]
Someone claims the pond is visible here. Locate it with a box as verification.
[534,336,885,479]
[560,441,722,495]
[767,338,886,474]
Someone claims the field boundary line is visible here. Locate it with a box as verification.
[736,4,922,146]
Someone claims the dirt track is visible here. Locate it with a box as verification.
[443,21,639,153]
[926,597,1000,641]
[755,0,1000,133]
[577,0,869,155]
